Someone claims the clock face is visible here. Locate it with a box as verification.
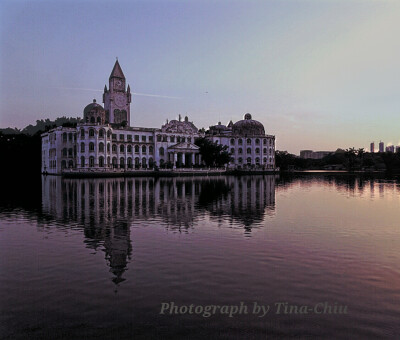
[115,94,125,108]
[115,79,123,89]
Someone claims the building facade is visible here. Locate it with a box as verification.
[207,113,275,169]
[299,150,333,159]
[41,61,276,174]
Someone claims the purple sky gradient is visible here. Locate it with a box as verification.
[1,0,400,154]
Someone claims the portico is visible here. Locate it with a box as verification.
[167,142,201,168]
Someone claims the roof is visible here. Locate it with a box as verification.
[109,60,125,79]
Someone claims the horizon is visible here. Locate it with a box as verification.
[1,0,400,154]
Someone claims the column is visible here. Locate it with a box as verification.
[182,153,185,167]
[191,153,195,167]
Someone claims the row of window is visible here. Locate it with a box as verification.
[230,147,274,155]
[62,132,76,142]
[156,135,192,143]
[80,156,155,168]
[80,142,159,154]
[229,138,274,146]
[232,157,274,164]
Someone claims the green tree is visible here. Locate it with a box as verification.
[194,137,231,167]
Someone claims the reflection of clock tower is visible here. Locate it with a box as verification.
[103,60,132,126]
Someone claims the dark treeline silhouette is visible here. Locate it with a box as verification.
[0,116,80,136]
[276,148,400,172]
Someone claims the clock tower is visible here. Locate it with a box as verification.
[103,60,132,126]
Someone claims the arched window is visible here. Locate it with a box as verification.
[149,158,154,167]
[68,148,73,156]
[99,129,104,138]
[263,139,267,145]
[247,157,252,164]
[80,143,85,153]
[135,157,140,166]
[256,139,260,145]
[120,157,125,168]
[247,148,251,154]
[230,148,234,154]
[107,130,111,138]
[112,144,117,153]
[61,160,66,169]
[68,160,73,168]
[99,143,104,152]
[68,133,73,141]
[107,144,110,152]
[238,148,242,154]
[256,148,260,154]
[62,148,67,156]
[90,117,95,123]
[81,156,85,167]
[142,145,146,154]
[142,157,147,167]
[127,145,132,153]
[238,157,243,163]
[149,146,153,154]
[263,157,267,163]
[112,157,117,168]
[89,156,95,167]
[256,157,260,164]
[263,148,267,154]
[99,156,104,167]
[230,138,235,145]
[97,116,101,123]
[89,129,95,137]
[107,157,110,166]
[62,133,67,142]
[89,142,95,152]
[247,138,251,145]
[127,157,132,168]
[135,145,139,153]
[120,145,124,152]
[81,129,85,138]
[159,147,164,156]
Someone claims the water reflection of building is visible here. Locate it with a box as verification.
[41,175,276,281]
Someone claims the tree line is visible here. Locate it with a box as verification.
[275,148,400,172]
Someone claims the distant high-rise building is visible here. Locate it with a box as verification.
[370,142,375,153]
[379,141,384,153]
[386,145,395,153]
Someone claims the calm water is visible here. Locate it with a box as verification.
[1,174,400,339]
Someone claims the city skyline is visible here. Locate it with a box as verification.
[1,0,400,154]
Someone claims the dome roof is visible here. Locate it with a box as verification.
[84,99,104,114]
[232,113,265,136]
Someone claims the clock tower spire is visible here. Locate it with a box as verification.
[103,60,131,126]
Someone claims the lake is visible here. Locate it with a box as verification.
[1,174,400,339]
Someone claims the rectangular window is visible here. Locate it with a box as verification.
[142,136,146,142]
[135,135,139,141]
[112,134,117,140]
[149,136,153,142]
[127,135,132,141]
[119,134,124,141]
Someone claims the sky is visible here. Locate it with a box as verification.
[1,0,400,154]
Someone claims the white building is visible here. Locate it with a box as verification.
[41,61,276,174]
[207,113,275,169]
